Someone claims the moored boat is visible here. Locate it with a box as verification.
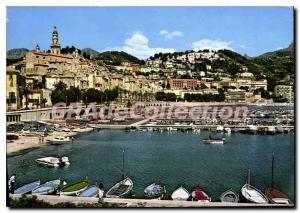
[266,126,276,135]
[144,182,166,199]
[32,179,61,195]
[106,177,133,198]
[14,180,41,195]
[59,178,89,196]
[216,125,224,132]
[191,185,211,202]
[48,136,71,145]
[220,188,239,203]
[247,125,258,134]
[106,150,133,198]
[35,156,70,168]
[78,185,99,197]
[241,169,268,204]
[203,136,225,144]
[171,186,190,201]
[265,152,293,204]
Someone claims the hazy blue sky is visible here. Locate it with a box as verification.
[6,6,294,59]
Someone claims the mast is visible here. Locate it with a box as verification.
[247,168,251,188]
[122,149,125,180]
[271,152,274,188]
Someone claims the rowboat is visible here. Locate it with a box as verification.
[144,182,166,199]
[191,185,211,202]
[59,179,89,196]
[32,179,61,195]
[241,169,268,204]
[265,152,293,204]
[106,177,133,198]
[220,188,239,203]
[14,180,41,195]
[106,150,133,198]
[171,186,190,201]
[78,185,99,197]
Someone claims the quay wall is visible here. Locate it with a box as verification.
[9,194,293,208]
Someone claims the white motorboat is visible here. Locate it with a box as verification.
[266,126,276,135]
[48,136,71,145]
[36,156,70,167]
[171,186,190,201]
[241,169,268,204]
[247,125,258,134]
[224,127,231,134]
[216,125,224,132]
[203,136,226,144]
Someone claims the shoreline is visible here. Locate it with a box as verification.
[6,127,95,156]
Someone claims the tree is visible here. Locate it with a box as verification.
[82,88,104,104]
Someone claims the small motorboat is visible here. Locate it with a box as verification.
[191,185,211,202]
[216,125,224,132]
[48,136,71,145]
[59,179,89,196]
[144,182,166,199]
[265,152,293,204]
[78,185,99,197]
[220,188,239,203]
[106,177,133,198]
[32,179,61,195]
[203,136,226,144]
[36,156,70,168]
[241,169,268,204]
[171,186,190,201]
[14,180,41,195]
[266,126,276,135]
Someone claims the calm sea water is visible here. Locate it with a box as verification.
[7,130,295,201]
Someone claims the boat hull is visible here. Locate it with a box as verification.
[220,189,239,203]
[191,186,211,202]
[14,180,41,195]
[60,180,89,196]
[106,177,133,198]
[144,182,166,199]
[265,187,292,204]
[241,184,268,204]
[171,187,190,201]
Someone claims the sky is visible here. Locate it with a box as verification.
[6,6,294,59]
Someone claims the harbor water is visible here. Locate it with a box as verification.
[7,130,295,202]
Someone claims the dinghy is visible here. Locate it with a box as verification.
[78,185,99,197]
[106,150,133,198]
[32,179,61,195]
[14,180,41,195]
[220,188,239,203]
[59,178,89,196]
[191,185,211,202]
[241,169,268,204]
[144,182,166,199]
[106,177,133,198]
[265,152,293,204]
[171,186,190,201]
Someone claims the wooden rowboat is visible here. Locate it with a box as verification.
[59,179,89,196]
[171,186,190,201]
[220,188,239,203]
[32,179,61,195]
[14,180,41,195]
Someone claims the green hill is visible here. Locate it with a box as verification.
[95,51,144,65]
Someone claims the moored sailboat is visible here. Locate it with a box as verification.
[241,169,268,204]
[106,150,133,198]
[265,152,293,204]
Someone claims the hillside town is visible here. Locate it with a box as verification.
[6,27,294,112]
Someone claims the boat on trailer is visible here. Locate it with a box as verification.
[144,182,166,199]
[241,169,268,204]
[59,178,89,196]
[220,188,239,203]
[106,150,133,198]
[191,185,211,202]
[265,152,293,204]
[32,179,61,195]
[171,186,190,201]
[14,180,41,195]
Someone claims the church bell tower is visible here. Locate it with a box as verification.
[50,26,61,54]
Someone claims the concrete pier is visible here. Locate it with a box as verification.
[10,195,294,207]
